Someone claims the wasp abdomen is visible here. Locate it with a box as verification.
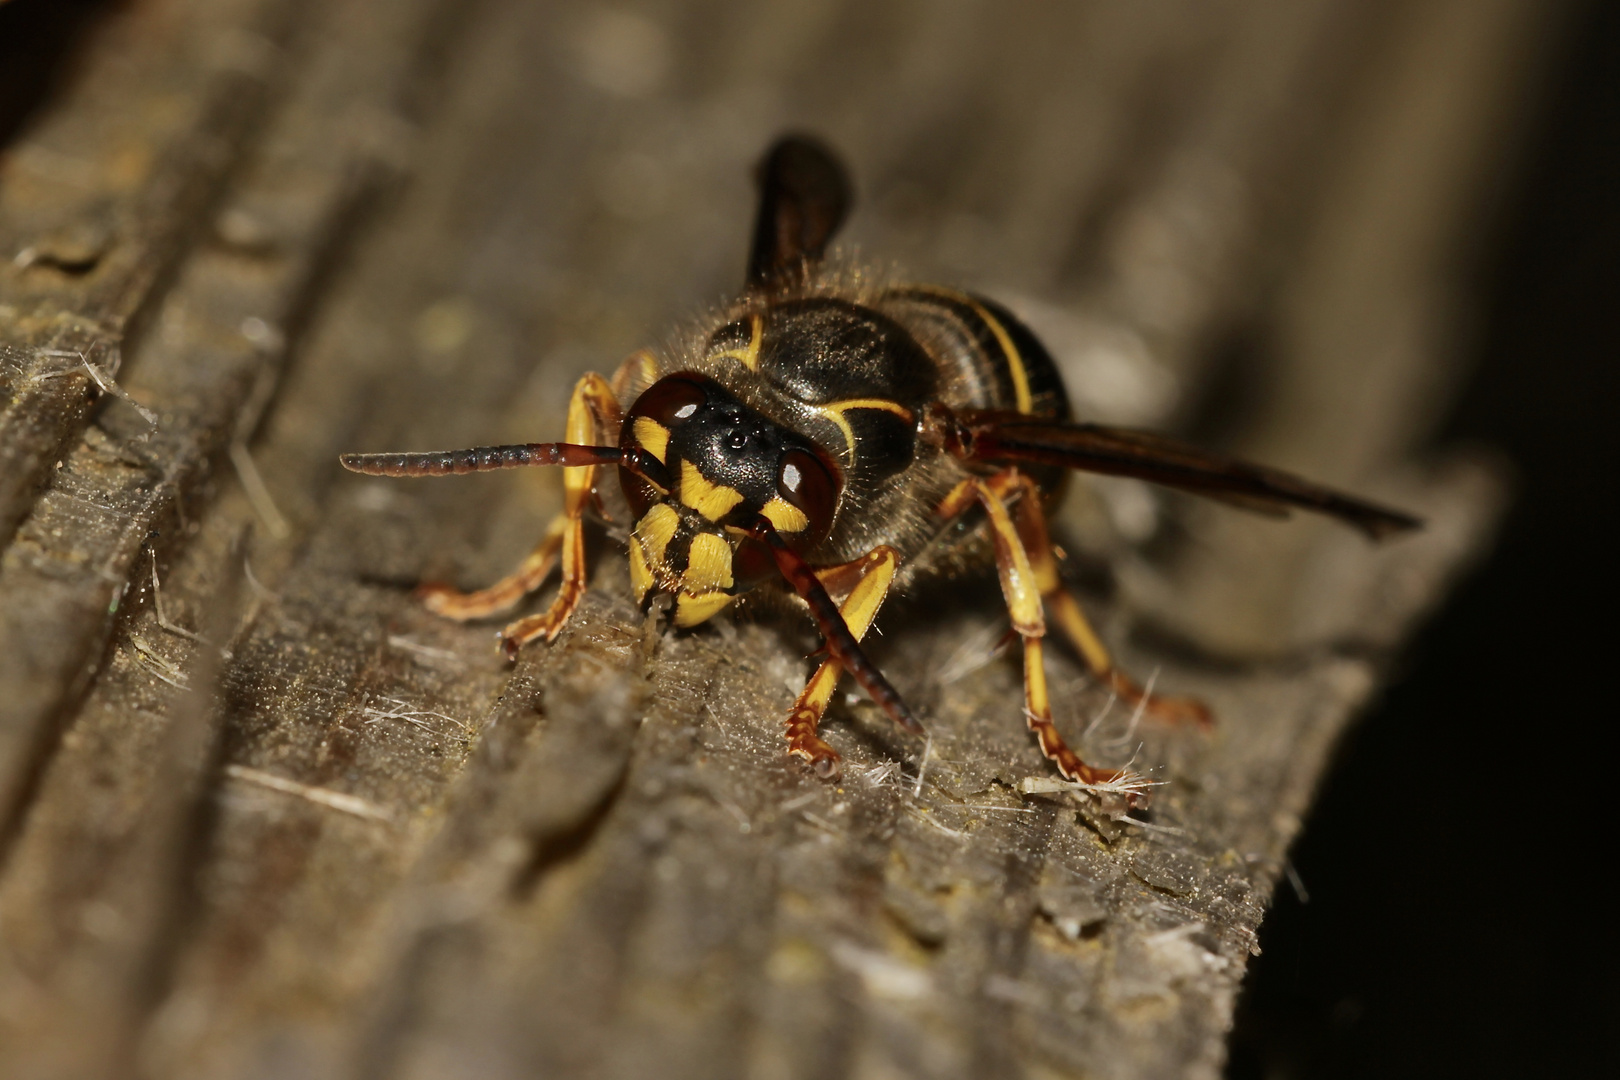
[879,286,1070,422]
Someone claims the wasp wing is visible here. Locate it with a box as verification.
[956,412,1421,540]
[746,135,852,293]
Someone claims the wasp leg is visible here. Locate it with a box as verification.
[497,372,624,657]
[783,546,900,779]
[411,372,622,658]
[937,473,1149,805]
[417,516,564,621]
[988,471,1212,730]
[610,347,661,401]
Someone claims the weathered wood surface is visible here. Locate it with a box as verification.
[0,1,1553,1077]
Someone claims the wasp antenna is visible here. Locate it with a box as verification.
[339,443,622,478]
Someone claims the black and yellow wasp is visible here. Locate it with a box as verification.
[343,136,1418,802]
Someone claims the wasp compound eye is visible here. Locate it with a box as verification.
[774,447,837,541]
[620,375,720,517]
[634,375,711,427]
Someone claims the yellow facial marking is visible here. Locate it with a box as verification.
[760,496,809,534]
[674,590,734,627]
[680,460,745,520]
[683,532,735,592]
[712,312,764,371]
[634,503,680,565]
[628,537,654,602]
[633,416,671,462]
[814,398,915,459]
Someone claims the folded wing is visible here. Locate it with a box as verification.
[954,411,1422,540]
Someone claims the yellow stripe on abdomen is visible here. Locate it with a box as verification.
[905,285,1034,414]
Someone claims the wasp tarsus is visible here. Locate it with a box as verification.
[341,135,1420,805]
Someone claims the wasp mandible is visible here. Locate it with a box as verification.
[343,136,1419,802]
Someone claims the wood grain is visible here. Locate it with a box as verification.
[0,0,1551,1076]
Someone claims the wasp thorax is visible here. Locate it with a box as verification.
[619,373,839,627]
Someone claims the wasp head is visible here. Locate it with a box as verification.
[619,373,839,627]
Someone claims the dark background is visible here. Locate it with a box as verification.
[1229,1,1618,1076]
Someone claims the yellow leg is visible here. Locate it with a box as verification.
[497,372,622,657]
[414,372,621,658]
[994,471,1211,729]
[418,516,565,620]
[610,348,661,401]
[785,546,899,777]
[938,472,1148,801]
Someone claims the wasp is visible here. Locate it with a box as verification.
[342,136,1418,803]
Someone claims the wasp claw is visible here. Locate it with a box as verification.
[812,756,842,781]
